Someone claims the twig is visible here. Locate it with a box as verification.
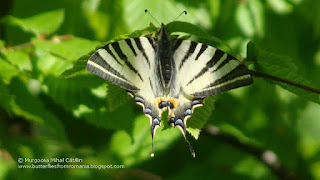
[249,70,320,94]
[6,34,74,50]
[7,42,34,50]
[203,125,299,180]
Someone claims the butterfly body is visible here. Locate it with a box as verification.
[86,23,253,157]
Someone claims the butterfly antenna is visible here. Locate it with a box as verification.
[145,9,161,26]
[172,10,187,22]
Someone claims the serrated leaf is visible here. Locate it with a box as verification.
[43,75,135,133]
[248,41,320,104]
[187,96,218,139]
[1,9,64,36]
[106,82,131,112]
[61,24,158,78]
[44,75,106,111]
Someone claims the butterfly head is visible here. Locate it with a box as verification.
[157,23,170,42]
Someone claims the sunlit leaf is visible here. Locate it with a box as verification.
[0,58,19,83]
[236,0,264,38]
[4,49,32,71]
[32,36,100,61]
[1,9,64,36]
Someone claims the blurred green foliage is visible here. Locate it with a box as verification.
[0,0,320,179]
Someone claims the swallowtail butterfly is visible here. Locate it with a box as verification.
[86,16,253,157]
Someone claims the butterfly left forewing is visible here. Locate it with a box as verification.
[87,37,165,138]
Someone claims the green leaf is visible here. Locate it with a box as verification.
[248,41,320,104]
[0,58,20,83]
[33,36,99,76]
[166,21,223,45]
[187,96,218,139]
[166,21,239,57]
[32,36,100,61]
[43,75,135,133]
[1,9,64,36]
[106,82,131,112]
[0,78,13,112]
[8,77,67,140]
[110,114,180,167]
[236,0,265,38]
[61,24,158,78]
[83,10,109,40]
[4,49,32,71]
[123,0,212,31]
[0,40,5,49]
[267,0,293,15]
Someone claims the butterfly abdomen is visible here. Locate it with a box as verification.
[157,25,174,88]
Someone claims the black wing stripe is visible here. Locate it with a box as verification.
[147,37,156,49]
[173,39,183,51]
[207,49,225,68]
[205,64,252,89]
[179,41,197,69]
[103,45,122,66]
[125,39,137,56]
[186,49,225,86]
[195,44,208,60]
[214,54,234,71]
[89,52,129,82]
[134,38,151,67]
[191,76,253,98]
[87,54,139,91]
[111,42,144,82]
[149,77,155,93]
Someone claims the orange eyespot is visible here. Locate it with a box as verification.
[155,97,166,108]
[168,98,179,109]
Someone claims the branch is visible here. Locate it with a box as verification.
[249,70,320,94]
[203,125,299,180]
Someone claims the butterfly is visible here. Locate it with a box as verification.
[86,21,253,157]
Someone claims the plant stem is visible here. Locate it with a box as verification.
[249,70,320,94]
